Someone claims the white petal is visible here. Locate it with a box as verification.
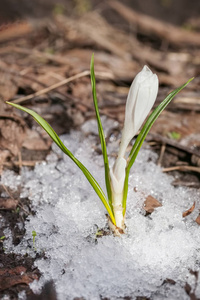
[118,66,158,158]
[133,74,158,132]
[110,157,126,194]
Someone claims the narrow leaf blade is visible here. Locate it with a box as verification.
[6,101,116,225]
[90,54,113,209]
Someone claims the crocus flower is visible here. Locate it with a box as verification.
[110,65,158,229]
[118,65,159,158]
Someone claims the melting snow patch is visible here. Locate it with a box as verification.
[2,118,200,300]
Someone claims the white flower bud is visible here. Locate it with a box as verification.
[118,65,158,158]
[110,66,158,229]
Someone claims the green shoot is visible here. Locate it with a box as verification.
[32,230,37,251]
[7,95,116,225]
[90,54,113,211]
[168,131,181,140]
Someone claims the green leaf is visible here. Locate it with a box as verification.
[6,101,116,225]
[90,54,113,210]
[122,77,194,214]
[167,131,181,140]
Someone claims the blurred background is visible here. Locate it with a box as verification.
[1,0,200,26]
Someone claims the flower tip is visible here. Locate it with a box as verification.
[143,65,151,71]
[142,65,153,75]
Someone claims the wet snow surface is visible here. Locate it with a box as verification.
[2,118,200,300]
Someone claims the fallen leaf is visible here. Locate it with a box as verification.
[0,63,18,101]
[0,115,26,157]
[162,278,176,285]
[185,282,192,295]
[143,195,162,214]
[0,266,38,291]
[195,214,200,225]
[22,129,51,151]
[0,198,18,210]
[182,202,195,218]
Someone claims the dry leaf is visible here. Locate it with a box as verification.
[22,129,51,150]
[182,202,195,218]
[185,282,192,295]
[0,266,38,291]
[0,115,26,157]
[143,195,162,214]
[195,214,200,225]
[0,198,18,210]
[0,62,18,101]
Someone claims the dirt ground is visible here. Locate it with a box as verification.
[0,1,200,299]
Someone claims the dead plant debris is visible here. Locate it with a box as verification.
[0,266,38,291]
[182,202,196,218]
[143,195,162,214]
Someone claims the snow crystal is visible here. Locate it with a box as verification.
[2,119,200,300]
[18,291,26,300]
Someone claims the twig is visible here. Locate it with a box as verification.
[18,151,22,171]
[172,180,200,188]
[11,70,90,104]
[10,70,114,104]
[157,143,166,166]
[146,133,200,158]
[3,161,43,167]
[163,165,200,173]
[174,97,200,105]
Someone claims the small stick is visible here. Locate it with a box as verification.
[10,70,114,105]
[3,160,43,167]
[11,70,90,104]
[18,151,22,171]
[147,133,200,158]
[163,165,200,173]
[157,143,166,166]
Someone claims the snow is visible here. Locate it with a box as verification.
[2,118,200,300]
